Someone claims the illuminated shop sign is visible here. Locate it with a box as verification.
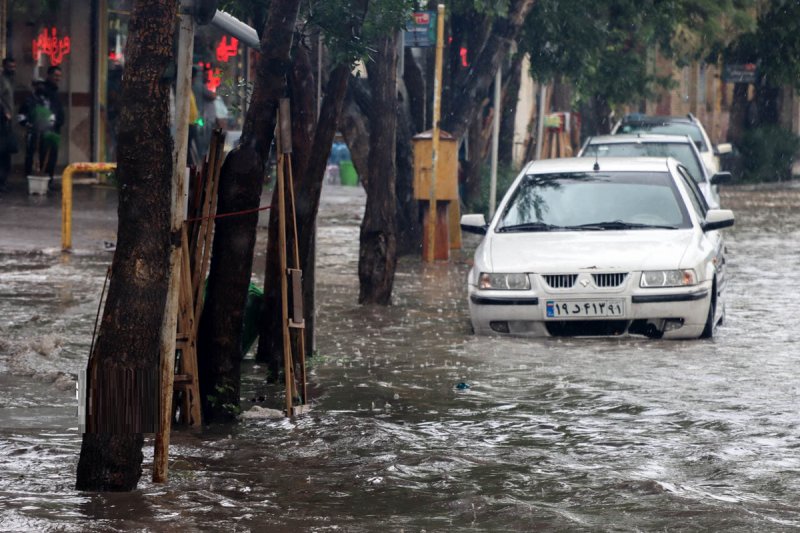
[216,37,239,63]
[32,27,71,65]
[198,61,221,92]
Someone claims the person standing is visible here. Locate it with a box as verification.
[0,57,17,194]
[41,66,64,188]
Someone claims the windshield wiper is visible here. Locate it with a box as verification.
[497,222,566,232]
[571,220,678,230]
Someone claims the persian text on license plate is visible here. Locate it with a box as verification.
[545,299,625,319]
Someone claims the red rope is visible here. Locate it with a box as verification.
[185,204,272,223]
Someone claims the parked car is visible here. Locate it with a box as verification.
[461,157,734,339]
[611,114,732,174]
[578,133,732,208]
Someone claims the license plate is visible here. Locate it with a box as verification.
[545,299,625,319]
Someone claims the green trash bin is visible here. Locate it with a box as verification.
[241,283,264,357]
[339,160,358,186]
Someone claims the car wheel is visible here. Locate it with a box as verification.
[700,280,716,339]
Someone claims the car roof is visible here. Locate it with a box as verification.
[524,156,675,175]
[619,114,696,125]
[586,133,694,144]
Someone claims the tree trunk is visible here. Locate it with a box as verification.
[727,82,749,146]
[462,107,490,209]
[441,0,536,140]
[755,81,781,127]
[589,93,613,135]
[256,58,351,372]
[395,83,419,256]
[403,47,426,134]
[499,54,523,166]
[76,0,175,492]
[197,0,300,421]
[359,33,398,305]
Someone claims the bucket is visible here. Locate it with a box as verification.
[339,160,358,186]
[27,175,49,195]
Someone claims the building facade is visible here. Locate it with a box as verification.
[0,0,247,176]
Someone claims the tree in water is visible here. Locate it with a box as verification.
[359,31,400,304]
[75,0,176,491]
[197,0,302,422]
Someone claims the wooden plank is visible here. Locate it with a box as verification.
[192,133,223,333]
[179,226,202,427]
[288,268,305,328]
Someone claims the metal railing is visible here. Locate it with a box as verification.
[61,162,117,252]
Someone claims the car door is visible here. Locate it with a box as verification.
[676,166,727,295]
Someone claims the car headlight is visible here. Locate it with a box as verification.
[479,272,531,290]
[640,269,696,288]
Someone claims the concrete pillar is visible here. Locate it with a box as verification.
[66,0,92,164]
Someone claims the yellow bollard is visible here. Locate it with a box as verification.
[61,162,117,252]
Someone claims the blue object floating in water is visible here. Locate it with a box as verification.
[456,382,470,390]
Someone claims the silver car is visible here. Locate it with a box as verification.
[610,113,732,174]
[578,133,732,208]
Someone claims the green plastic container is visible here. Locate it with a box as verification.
[339,160,358,186]
[240,283,264,357]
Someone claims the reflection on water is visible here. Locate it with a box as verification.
[1,185,800,530]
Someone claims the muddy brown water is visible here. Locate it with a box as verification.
[1,183,799,531]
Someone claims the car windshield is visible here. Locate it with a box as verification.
[496,171,691,231]
[618,123,707,151]
[582,142,706,183]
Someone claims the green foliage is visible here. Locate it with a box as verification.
[306,0,415,66]
[206,382,241,417]
[737,126,799,182]
[521,0,754,108]
[726,0,800,89]
[450,0,510,17]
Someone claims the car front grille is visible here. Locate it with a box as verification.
[543,274,578,289]
[592,273,628,288]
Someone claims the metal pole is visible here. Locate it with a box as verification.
[489,65,501,219]
[535,84,547,160]
[154,1,193,484]
[425,4,445,263]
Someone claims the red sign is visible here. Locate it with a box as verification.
[32,27,71,66]
[216,37,239,63]
[413,12,430,24]
[198,62,221,93]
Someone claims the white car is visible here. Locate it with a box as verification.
[611,114,732,174]
[461,157,734,339]
[578,133,732,208]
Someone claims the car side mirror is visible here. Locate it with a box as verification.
[710,171,733,185]
[702,209,735,232]
[714,143,732,156]
[460,213,488,235]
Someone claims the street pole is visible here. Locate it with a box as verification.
[425,4,445,263]
[489,65,501,219]
[535,84,547,160]
[154,0,193,483]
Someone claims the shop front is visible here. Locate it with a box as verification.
[0,0,248,178]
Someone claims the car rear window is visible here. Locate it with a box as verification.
[618,123,708,151]
[497,172,692,230]
[582,142,705,183]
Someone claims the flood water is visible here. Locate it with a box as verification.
[1,183,799,531]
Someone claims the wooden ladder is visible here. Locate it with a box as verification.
[171,128,224,427]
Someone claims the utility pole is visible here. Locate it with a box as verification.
[425,4,445,263]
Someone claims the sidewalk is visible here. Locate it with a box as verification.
[0,176,119,254]
[0,174,365,255]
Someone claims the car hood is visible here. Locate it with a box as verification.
[483,230,694,272]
